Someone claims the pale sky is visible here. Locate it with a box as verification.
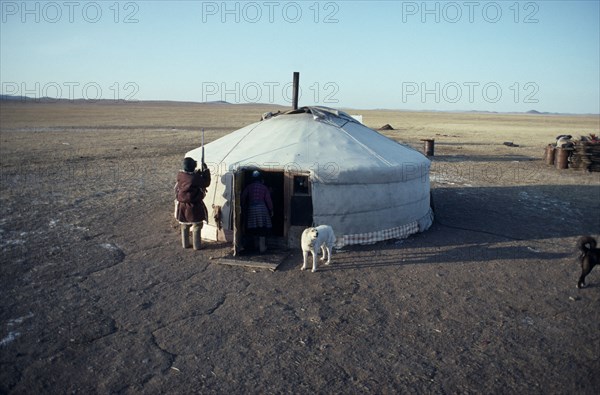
[1,0,599,113]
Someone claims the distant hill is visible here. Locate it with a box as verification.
[526,109,563,115]
[0,95,286,108]
[203,100,230,105]
[0,95,110,103]
[0,94,30,101]
[1,96,596,115]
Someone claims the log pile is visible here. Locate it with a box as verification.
[570,136,600,172]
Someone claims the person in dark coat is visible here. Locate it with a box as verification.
[175,157,211,250]
[241,170,273,252]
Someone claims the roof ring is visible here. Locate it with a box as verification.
[284,106,312,115]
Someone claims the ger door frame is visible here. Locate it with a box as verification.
[232,167,288,255]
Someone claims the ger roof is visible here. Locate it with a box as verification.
[187,106,429,183]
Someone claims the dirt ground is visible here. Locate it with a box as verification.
[1,101,599,394]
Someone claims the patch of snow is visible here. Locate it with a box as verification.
[101,243,119,251]
[7,312,34,326]
[0,332,20,347]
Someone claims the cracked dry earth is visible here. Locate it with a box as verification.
[1,119,600,393]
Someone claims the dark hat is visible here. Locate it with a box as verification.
[183,157,197,172]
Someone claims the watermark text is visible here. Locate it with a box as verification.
[201,81,339,104]
[401,1,539,23]
[201,1,339,23]
[401,81,539,105]
[2,81,140,102]
[1,1,140,23]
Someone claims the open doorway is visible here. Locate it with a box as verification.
[232,168,317,254]
[239,169,284,237]
[234,169,285,255]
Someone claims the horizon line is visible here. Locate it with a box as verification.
[1,95,598,117]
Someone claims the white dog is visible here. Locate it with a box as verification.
[301,225,336,272]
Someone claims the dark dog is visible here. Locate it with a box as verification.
[577,236,599,288]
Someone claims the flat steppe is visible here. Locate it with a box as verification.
[1,101,599,393]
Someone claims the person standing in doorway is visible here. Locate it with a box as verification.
[241,170,273,253]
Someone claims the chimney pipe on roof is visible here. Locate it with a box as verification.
[292,72,299,110]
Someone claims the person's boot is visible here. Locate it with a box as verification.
[181,224,191,248]
[253,236,260,251]
[259,236,267,253]
[192,224,202,250]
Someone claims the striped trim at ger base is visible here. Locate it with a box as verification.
[337,222,419,247]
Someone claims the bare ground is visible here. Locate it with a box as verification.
[1,102,599,394]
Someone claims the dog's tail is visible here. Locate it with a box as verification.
[577,236,597,256]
